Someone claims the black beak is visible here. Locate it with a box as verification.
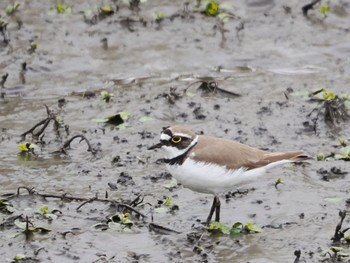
[148,142,163,150]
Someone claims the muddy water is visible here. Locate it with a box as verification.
[1,0,350,262]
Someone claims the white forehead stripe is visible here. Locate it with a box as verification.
[160,133,171,141]
[172,132,193,139]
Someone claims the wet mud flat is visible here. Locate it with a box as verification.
[1,0,350,262]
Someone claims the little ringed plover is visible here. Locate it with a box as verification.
[149,126,312,225]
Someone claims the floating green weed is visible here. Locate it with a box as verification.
[154,11,165,22]
[92,112,130,126]
[56,4,72,14]
[317,138,350,161]
[14,217,51,240]
[275,177,283,188]
[209,221,262,236]
[320,246,349,261]
[6,3,20,15]
[39,205,61,221]
[154,196,177,214]
[101,91,114,103]
[206,1,219,16]
[306,87,349,132]
[100,5,113,15]
[320,5,329,16]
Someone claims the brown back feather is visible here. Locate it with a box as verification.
[189,135,311,170]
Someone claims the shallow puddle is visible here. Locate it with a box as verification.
[1,0,350,262]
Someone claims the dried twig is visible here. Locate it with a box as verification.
[1,72,8,88]
[184,80,241,98]
[332,210,348,243]
[148,223,181,234]
[58,134,96,155]
[17,186,35,195]
[76,196,98,211]
[7,187,148,219]
[129,194,144,207]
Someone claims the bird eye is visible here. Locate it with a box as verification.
[171,136,182,143]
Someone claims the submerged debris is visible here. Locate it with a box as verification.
[56,134,97,155]
[184,79,241,98]
[20,105,61,141]
[0,17,9,44]
[302,0,322,16]
[307,88,349,133]
[155,87,182,104]
[331,210,349,244]
[148,223,181,235]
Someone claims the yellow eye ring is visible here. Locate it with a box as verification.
[171,136,182,143]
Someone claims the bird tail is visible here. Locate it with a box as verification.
[265,151,313,163]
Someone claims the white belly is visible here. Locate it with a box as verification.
[166,158,290,195]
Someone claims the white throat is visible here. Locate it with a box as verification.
[161,135,199,159]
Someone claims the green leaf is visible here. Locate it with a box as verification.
[275,177,283,188]
[108,222,133,233]
[56,4,65,13]
[56,4,72,14]
[340,146,350,157]
[6,205,17,214]
[139,116,154,122]
[154,207,168,214]
[289,90,310,100]
[275,177,283,184]
[324,92,335,100]
[217,13,230,23]
[338,138,348,147]
[14,219,27,230]
[165,197,171,207]
[209,221,230,235]
[18,143,29,152]
[232,222,243,229]
[30,41,38,49]
[163,178,178,189]
[35,226,51,233]
[121,214,133,227]
[320,249,330,257]
[101,91,113,102]
[0,18,9,28]
[14,254,26,261]
[230,228,242,236]
[101,5,113,14]
[44,213,58,221]
[330,246,343,252]
[14,218,51,233]
[338,252,350,258]
[110,213,133,227]
[245,222,262,233]
[154,11,165,22]
[324,197,343,204]
[206,1,219,16]
[0,199,8,204]
[320,5,329,15]
[39,205,49,215]
[316,153,325,161]
[6,3,20,15]
[108,222,123,231]
[119,111,130,120]
[229,223,244,235]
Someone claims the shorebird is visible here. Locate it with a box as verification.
[149,126,311,225]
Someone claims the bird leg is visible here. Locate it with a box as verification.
[215,196,221,222]
[206,195,220,225]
